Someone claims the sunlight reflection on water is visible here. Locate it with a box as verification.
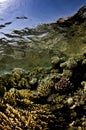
[0,0,13,15]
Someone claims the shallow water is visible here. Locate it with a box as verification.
[0,19,86,74]
[0,1,86,74]
[0,0,52,73]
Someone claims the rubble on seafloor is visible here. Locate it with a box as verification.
[0,52,86,130]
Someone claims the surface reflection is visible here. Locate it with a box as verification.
[0,1,86,74]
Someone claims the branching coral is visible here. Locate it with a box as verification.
[0,52,86,130]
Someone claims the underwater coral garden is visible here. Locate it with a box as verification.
[0,52,86,130]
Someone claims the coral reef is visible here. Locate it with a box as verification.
[0,52,86,130]
[0,5,86,130]
[54,76,71,93]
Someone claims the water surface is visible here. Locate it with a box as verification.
[0,0,86,74]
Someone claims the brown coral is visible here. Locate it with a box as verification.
[55,76,71,93]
